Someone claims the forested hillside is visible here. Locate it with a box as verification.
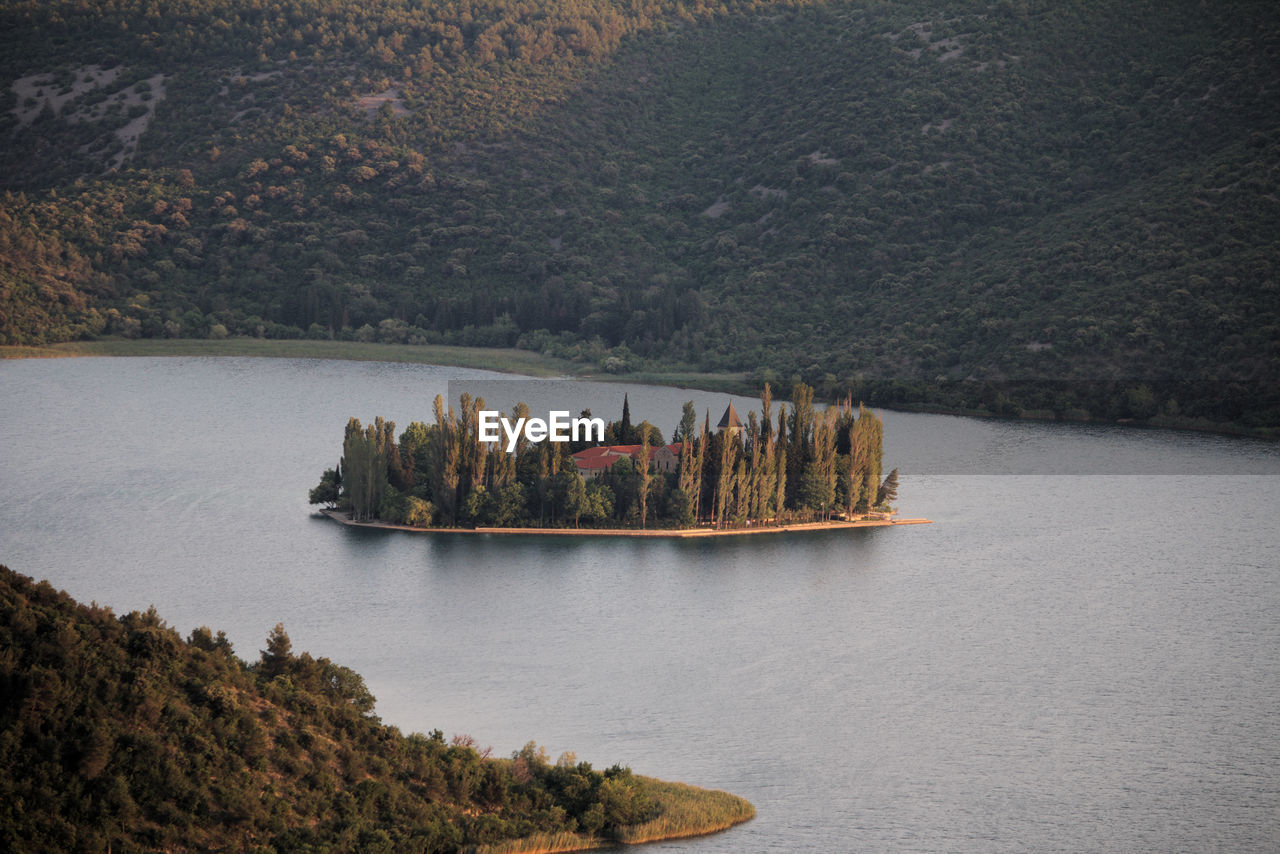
[0,566,752,852]
[2,0,1277,428]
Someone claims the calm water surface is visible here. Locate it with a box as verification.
[2,357,1279,852]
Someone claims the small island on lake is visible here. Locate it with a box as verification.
[312,381,928,535]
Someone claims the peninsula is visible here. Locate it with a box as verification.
[311,381,915,533]
[0,566,754,852]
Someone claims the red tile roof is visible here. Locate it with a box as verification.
[571,443,684,471]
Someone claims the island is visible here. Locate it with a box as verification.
[0,566,754,852]
[312,382,929,534]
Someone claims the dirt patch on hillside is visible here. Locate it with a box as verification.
[10,65,167,172]
[702,198,730,218]
[11,65,119,127]
[884,20,971,63]
[356,87,410,117]
[750,184,787,200]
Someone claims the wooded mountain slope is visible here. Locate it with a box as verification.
[0,565,730,852]
[2,0,1277,428]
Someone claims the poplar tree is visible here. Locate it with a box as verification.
[860,404,883,514]
[466,395,490,492]
[733,458,748,523]
[758,432,777,521]
[692,418,708,524]
[490,416,517,489]
[563,471,588,528]
[341,417,390,522]
[637,436,651,528]
[372,417,395,518]
[746,411,761,520]
[760,383,773,445]
[433,395,460,525]
[848,403,883,514]
[846,416,867,518]
[814,408,838,520]
[773,404,788,519]
[715,427,738,528]
[786,381,815,507]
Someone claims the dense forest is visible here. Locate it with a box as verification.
[312,382,898,529]
[0,565,753,852]
[1,0,1278,430]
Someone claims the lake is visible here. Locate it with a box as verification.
[2,356,1278,851]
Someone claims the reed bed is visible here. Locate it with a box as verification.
[614,776,755,844]
[466,830,592,854]
[471,776,754,853]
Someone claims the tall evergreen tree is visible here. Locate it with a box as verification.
[620,394,633,444]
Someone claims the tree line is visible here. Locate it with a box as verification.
[6,0,1273,430]
[311,381,899,529]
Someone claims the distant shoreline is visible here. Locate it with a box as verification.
[4,338,1269,439]
[320,508,931,537]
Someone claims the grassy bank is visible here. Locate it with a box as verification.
[469,776,755,854]
[0,337,581,377]
[7,338,1271,439]
[1,337,762,397]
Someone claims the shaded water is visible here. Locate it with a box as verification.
[2,357,1278,851]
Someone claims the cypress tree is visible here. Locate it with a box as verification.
[620,394,633,444]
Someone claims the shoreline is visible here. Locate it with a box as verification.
[4,338,1271,440]
[321,508,932,537]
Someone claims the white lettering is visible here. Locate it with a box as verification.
[501,416,525,453]
[549,410,570,442]
[478,410,501,444]
[478,409,599,452]
[524,418,548,444]
[573,415,605,442]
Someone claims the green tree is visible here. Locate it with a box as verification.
[492,482,528,527]
[462,484,496,526]
[556,470,590,527]
[585,481,615,524]
[636,437,652,528]
[258,623,292,679]
[308,465,342,507]
[341,417,390,521]
[432,395,461,525]
[404,496,435,527]
[773,405,788,519]
[673,400,697,444]
[876,468,899,508]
